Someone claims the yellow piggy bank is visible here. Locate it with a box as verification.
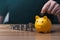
[35,16,52,33]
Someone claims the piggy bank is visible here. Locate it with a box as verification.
[35,15,52,33]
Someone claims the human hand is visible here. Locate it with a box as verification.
[41,0,60,15]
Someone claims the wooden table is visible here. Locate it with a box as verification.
[0,24,60,40]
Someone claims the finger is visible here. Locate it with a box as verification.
[49,0,53,1]
[51,4,60,14]
[55,9,60,15]
[47,1,57,13]
[41,1,51,13]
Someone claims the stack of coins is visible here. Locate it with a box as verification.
[25,24,29,31]
[21,24,24,30]
[19,24,21,30]
[10,24,16,30]
[28,23,33,31]
[23,24,26,31]
[15,24,20,30]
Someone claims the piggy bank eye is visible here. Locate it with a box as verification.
[37,21,38,22]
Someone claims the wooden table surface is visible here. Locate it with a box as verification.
[0,24,60,40]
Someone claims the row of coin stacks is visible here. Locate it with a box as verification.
[10,23,35,32]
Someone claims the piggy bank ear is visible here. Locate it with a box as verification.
[44,16,47,19]
[35,15,40,19]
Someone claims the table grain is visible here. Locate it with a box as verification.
[0,24,60,40]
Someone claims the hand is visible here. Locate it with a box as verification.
[41,0,60,15]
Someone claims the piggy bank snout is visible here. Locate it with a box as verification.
[37,24,43,27]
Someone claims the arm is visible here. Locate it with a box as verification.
[0,16,4,24]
